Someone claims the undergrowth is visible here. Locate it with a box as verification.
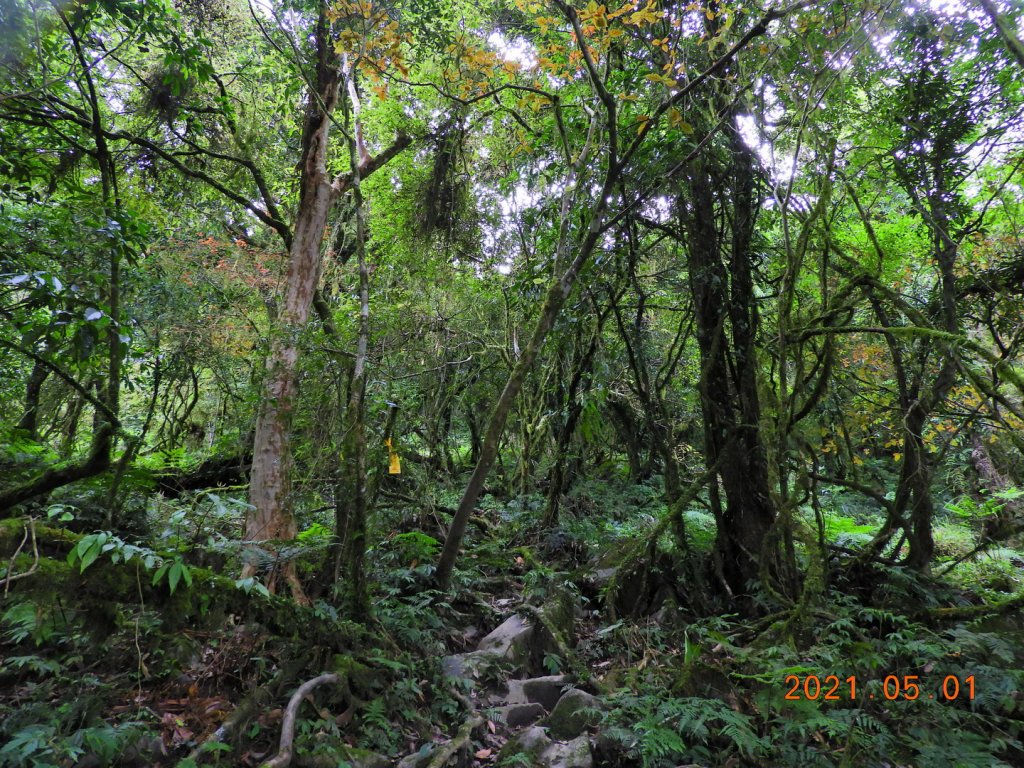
[2,476,1024,767]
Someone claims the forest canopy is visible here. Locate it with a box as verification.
[2,0,1024,765]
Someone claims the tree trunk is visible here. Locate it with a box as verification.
[16,358,48,439]
[0,13,121,512]
[336,69,371,620]
[243,17,341,602]
[543,318,604,527]
[435,206,613,588]
[680,128,775,597]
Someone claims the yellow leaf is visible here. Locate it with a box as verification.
[892,453,902,462]
[636,114,649,134]
[644,73,676,87]
[608,0,634,19]
[536,15,557,32]
[627,1,662,26]
[668,108,693,134]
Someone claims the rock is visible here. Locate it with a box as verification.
[578,565,617,603]
[441,650,507,683]
[441,653,466,678]
[491,701,546,727]
[523,583,578,675]
[542,583,577,641]
[478,614,533,663]
[498,725,552,762]
[542,530,588,566]
[543,735,594,768]
[506,674,574,711]
[498,726,594,768]
[543,689,605,740]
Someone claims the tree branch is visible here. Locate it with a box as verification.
[330,131,412,200]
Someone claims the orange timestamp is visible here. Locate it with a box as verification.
[784,674,976,702]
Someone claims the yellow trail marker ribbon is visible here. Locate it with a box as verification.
[385,438,401,475]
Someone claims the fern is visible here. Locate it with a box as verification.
[637,725,686,764]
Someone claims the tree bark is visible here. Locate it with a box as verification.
[242,16,412,601]
[543,306,607,527]
[679,125,775,596]
[435,208,613,589]
[243,11,341,602]
[0,13,122,512]
[16,358,48,439]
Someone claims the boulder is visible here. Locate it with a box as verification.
[295,746,390,768]
[335,747,390,768]
[506,674,574,711]
[543,689,605,740]
[539,583,576,644]
[491,701,546,727]
[523,583,578,675]
[497,726,594,768]
[498,725,552,762]
[478,614,533,664]
[441,650,507,683]
[543,735,594,768]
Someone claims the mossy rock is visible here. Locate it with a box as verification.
[498,725,551,763]
[542,689,604,740]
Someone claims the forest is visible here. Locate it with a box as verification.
[2,0,1024,765]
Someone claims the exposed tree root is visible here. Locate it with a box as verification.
[186,654,311,764]
[1,517,38,595]
[260,673,342,768]
[424,692,484,768]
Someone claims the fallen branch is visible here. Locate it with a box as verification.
[153,453,252,498]
[922,590,1024,622]
[260,673,342,768]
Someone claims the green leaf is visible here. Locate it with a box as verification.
[152,563,170,587]
[168,561,182,593]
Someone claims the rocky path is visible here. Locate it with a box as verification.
[395,591,604,768]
